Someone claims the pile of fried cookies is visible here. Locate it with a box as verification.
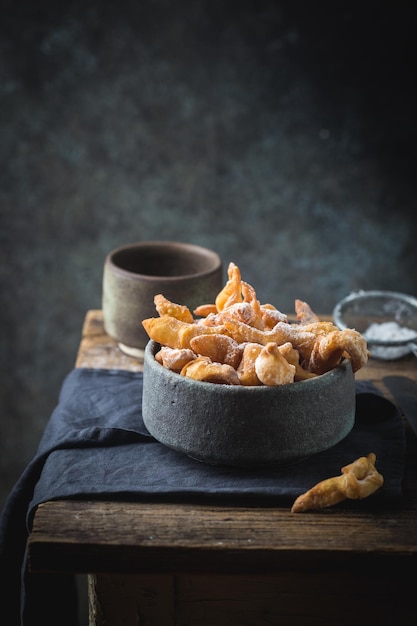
[142,261,370,386]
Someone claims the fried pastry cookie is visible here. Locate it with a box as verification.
[181,356,241,385]
[291,453,384,513]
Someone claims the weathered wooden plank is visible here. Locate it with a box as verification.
[30,500,417,552]
[28,500,417,575]
[76,310,144,371]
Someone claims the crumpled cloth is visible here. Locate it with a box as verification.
[0,368,406,626]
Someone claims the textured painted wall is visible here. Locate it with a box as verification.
[1,0,417,510]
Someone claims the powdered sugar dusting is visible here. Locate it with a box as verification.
[363,321,416,359]
[364,321,416,342]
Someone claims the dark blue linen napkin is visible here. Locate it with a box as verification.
[0,368,406,626]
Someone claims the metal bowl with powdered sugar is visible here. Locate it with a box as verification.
[333,290,417,360]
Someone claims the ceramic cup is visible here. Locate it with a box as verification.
[102,241,223,358]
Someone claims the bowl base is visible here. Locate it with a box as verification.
[118,343,145,360]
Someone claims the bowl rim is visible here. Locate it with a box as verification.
[105,240,222,282]
[333,289,417,346]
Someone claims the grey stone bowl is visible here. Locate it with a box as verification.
[142,340,356,467]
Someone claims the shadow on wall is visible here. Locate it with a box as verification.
[1,0,417,510]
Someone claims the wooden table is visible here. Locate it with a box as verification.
[28,310,417,626]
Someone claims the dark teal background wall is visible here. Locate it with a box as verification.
[1,0,417,509]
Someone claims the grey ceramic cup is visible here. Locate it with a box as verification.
[102,241,223,355]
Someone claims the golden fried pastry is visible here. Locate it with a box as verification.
[190,333,242,369]
[295,299,320,324]
[197,301,262,330]
[291,453,384,513]
[278,342,317,381]
[308,328,369,374]
[236,342,263,386]
[260,305,288,330]
[241,280,257,303]
[255,342,296,386]
[194,312,221,327]
[154,294,194,324]
[222,318,278,345]
[307,333,345,375]
[155,346,196,372]
[224,319,317,363]
[299,321,340,336]
[142,316,227,350]
[241,281,265,329]
[193,304,218,317]
[288,321,342,363]
[181,356,241,385]
[217,302,259,327]
[215,262,242,311]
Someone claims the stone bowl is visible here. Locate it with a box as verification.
[142,340,356,467]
